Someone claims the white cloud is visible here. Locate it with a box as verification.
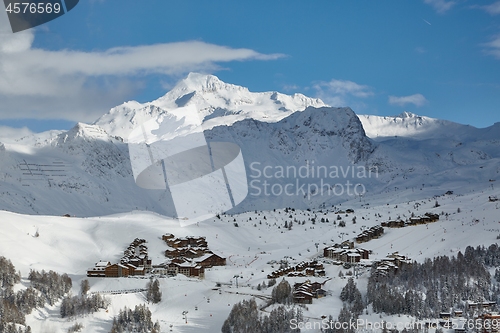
[313,79,373,107]
[482,1,500,15]
[483,35,500,59]
[388,94,428,107]
[0,11,283,122]
[0,126,33,143]
[424,0,456,13]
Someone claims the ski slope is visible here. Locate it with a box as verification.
[1,181,499,332]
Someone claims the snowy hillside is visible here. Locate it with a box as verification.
[0,105,376,217]
[1,183,499,332]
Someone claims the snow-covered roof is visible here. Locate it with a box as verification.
[294,290,313,297]
[95,261,110,267]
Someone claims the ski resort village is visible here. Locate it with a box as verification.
[2,186,500,333]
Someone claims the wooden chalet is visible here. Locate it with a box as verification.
[294,289,314,304]
[166,260,205,279]
[267,260,325,279]
[407,213,440,226]
[386,252,412,266]
[194,253,226,268]
[323,241,354,257]
[105,263,130,278]
[87,261,111,277]
[87,238,151,278]
[293,280,327,304]
[356,225,384,243]
[372,252,412,280]
[164,235,208,249]
[425,212,440,222]
[165,247,209,259]
[162,233,175,241]
[344,252,362,263]
[125,263,145,276]
[439,312,451,320]
[178,262,205,278]
[159,233,223,278]
[468,301,497,310]
[382,220,405,228]
[324,247,369,263]
[476,312,500,333]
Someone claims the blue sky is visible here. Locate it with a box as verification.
[0,0,499,133]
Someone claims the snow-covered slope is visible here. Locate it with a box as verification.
[357,111,500,195]
[1,184,499,332]
[0,105,375,216]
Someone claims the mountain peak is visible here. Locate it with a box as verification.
[181,72,242,93]
[162,73,249,102]
[95,73,326,140]
[61,122,110,142]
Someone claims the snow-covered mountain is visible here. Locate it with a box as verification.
[2,74,500,333]
[0,73,499,218]
[94,72,326,140]
[357,111,500,191]
[358,111,468,140]
[357,111,499,141]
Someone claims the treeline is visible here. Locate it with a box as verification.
[339,278,363,316]
[366,244,500,319]
[467,243,500,267]
[109,304,160,333]
[221,298,303,333]
[0,256,27,331]
[1,257,73,332]
[0,257,20,291]
[222,279,303,333]
[60,279,108,318]
[28,269,72,306]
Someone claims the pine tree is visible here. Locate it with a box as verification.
[222,299,261,333]
[336,305,356,333]
[271,279,292,304]
[340,278,364,315]
[146,279,162,304]
[80,279,90,296]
